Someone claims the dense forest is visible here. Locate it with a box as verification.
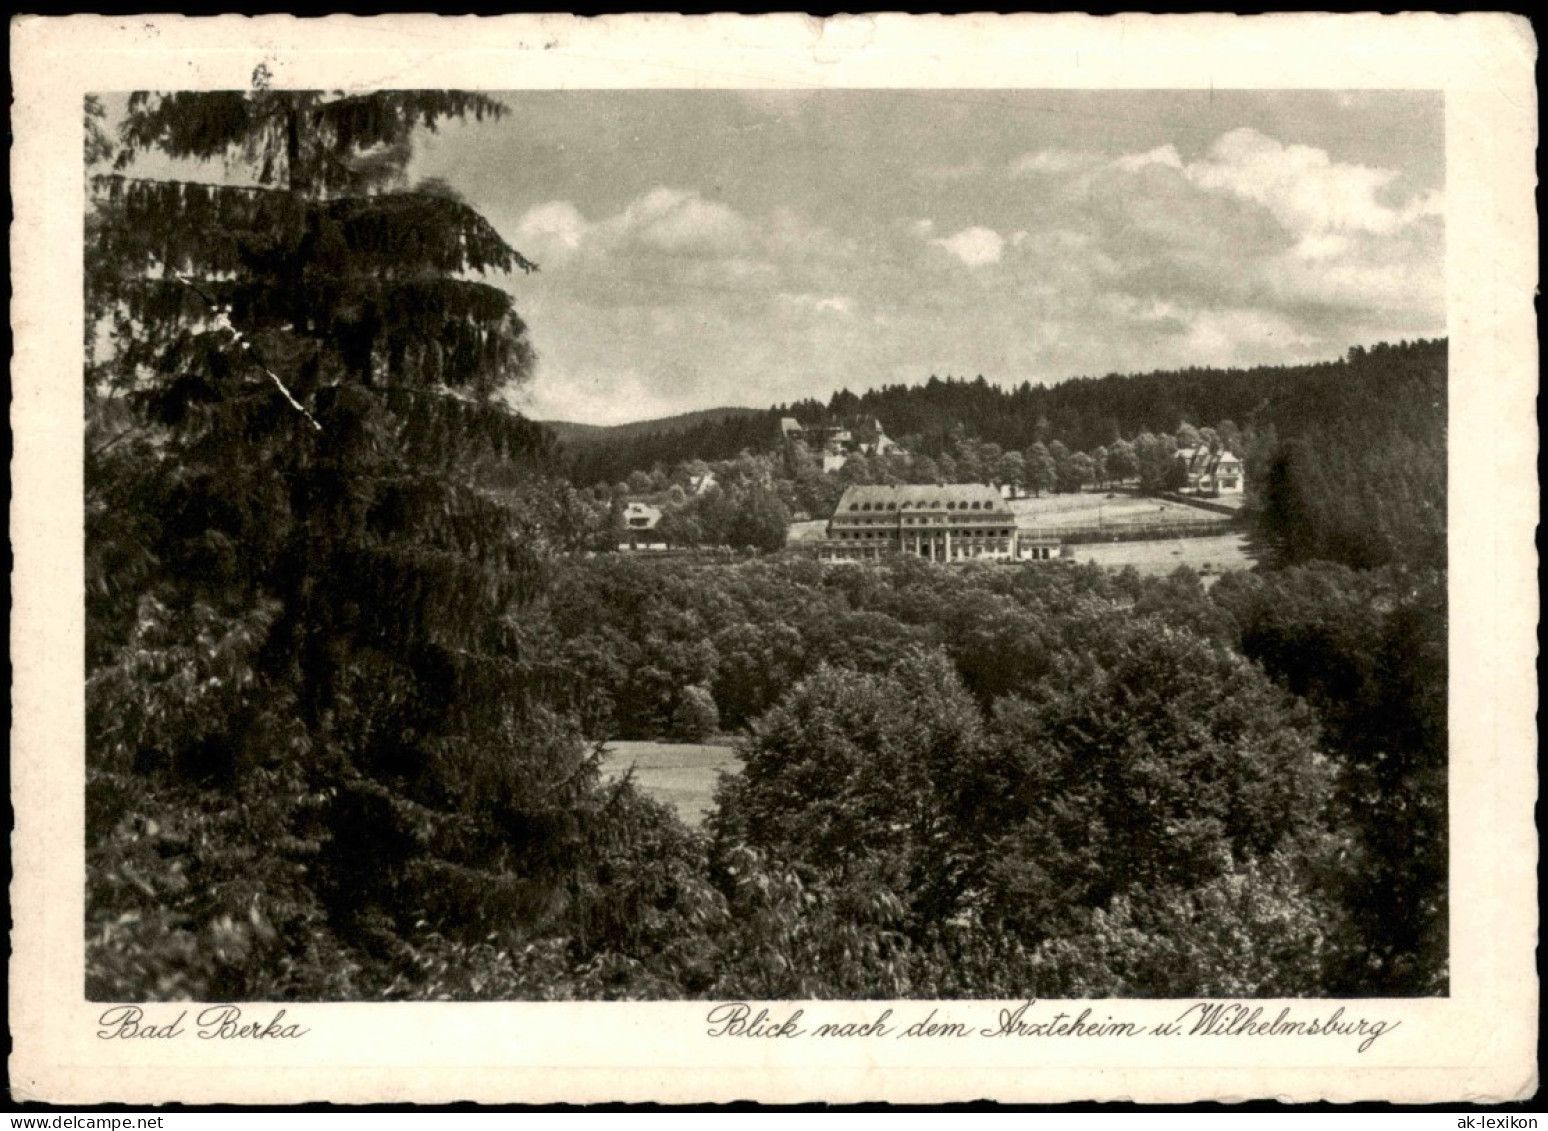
[85,91,1447,1001]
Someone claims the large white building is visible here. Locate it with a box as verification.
[814,483,1056,563]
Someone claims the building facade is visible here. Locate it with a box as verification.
[1179,446,1245,496]
[619,501,667,551]
[815,483,1025,563]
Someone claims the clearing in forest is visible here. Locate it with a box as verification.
[600,741,741,827]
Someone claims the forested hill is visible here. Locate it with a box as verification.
[540,405,769,446]
[562,339,1447,486]
[554,408,783,484]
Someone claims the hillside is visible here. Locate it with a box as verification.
[540,406,769,447]
[563,340,1445,571]
[563,340,1445,489]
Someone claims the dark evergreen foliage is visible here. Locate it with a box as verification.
[85,91,688,999]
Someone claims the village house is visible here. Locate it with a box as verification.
[780,415,904,473]
[815,483,1055,563]
[1177,446,1245,497]
[618,501,667,551]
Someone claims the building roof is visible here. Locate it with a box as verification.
[1178,446,1243,476]
[834,483,1012,514]
[623,501,662,528]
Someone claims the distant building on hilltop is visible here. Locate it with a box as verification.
[1178,447,1245,497]
[814,483,1056,563]
[780,415,903,473]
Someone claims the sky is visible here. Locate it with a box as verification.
[108,90,1448,426]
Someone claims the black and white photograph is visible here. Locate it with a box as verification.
[12,13,1537,1106]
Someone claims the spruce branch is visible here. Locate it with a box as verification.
[172,271,323,432]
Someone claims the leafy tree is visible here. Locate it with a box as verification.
[1091,445,1109,488]
[656,507,703,550]
[995,450,1026,494]
[1135,432,1183,493]
[726,484,790,552]
[1019,855,1345,998]
[953,434,986,483]
[670,685,722,742]
[84,94,114,166]
[1023,442,1056,496]
[1212,565,1448,993]
[1059,451,1095,494]
[713,650,999,930]
[982,620,1334,940]
[1105,437,1138,483]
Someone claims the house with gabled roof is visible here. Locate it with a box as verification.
[1177,446,1245,497]
[619,501,667,551]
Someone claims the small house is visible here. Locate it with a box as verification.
[619,501,667,551]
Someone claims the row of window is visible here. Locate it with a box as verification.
[833,516,1010,528]
[836,530,1014,541]
[847,499,1004,513]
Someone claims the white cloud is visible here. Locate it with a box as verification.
[514,188,754,264]
[1178,308,1316,365]
[514,200,590,262]
[1112,144,1184,173]
[521,367,682,426]
[778,292,853,315]
[1291,233,1352,261]
[1183,128,1439,237]
[611,186,751,255]
[1010,149,1101,176]
[932,226,1005,267]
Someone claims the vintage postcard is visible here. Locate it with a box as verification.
[10,13,1538,1105]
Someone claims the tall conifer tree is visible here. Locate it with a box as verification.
[85,90,609,996]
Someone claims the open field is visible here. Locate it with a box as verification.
[1011,491,1232,530]
[600,740,742,827]
[1063,532,1257,580]
[787,518,829,543]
